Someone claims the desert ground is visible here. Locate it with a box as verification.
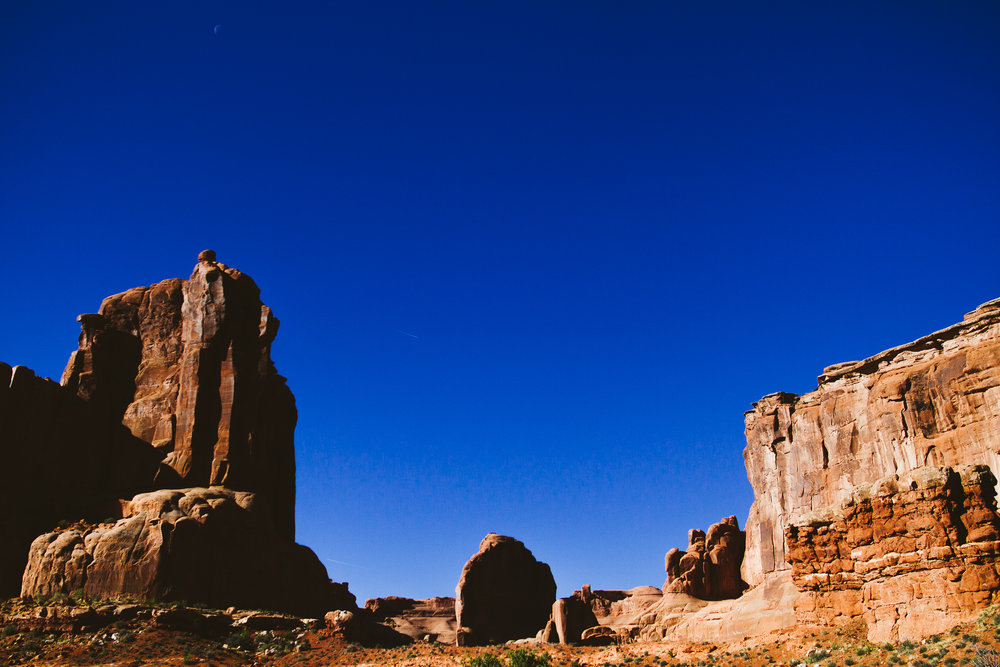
[4,595,1000,667]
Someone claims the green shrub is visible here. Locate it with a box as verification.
[462,653,505,667]
[223,628,256,652]
[507,648,551,667]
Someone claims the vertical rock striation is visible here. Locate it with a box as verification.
[743,298,1000,586]
[62,250,297,540]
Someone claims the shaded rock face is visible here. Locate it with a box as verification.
[664,516,747,601]
[455,534,556,646]
[551,593,600,644]
[0,363,160,596]
[324,609,412,647]
[21,487,354,618]
[62,254,297,541]
[365,596,457,644]
[743,297,1000,586]
[786,465,1000,642]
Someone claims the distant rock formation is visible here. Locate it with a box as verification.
[786,465,1000,641]
[550,589,600,644]
[743,297,1000,587]
[324,609,412,647]
[455,533,556,646]
[365,596,457,644]
[664,516,747,600]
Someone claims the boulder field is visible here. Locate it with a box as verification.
[3,253,1000,646]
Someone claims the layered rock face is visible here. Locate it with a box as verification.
[20,487,354,618]
[365,596,457,644]
[455,534,556,646]
[62,250,296,540]
[744,298,1000,586]
[786,465,1000,641]
[664,516,747,600]
[0,363,160,596]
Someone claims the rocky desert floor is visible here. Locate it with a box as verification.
[5,597,1000,667]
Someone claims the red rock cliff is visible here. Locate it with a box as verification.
[62,250,297,540]
[743,298,1000,586]
[786,465,1000,641]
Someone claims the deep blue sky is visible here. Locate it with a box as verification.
[2,1,999,603]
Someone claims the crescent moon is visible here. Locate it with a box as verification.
[213,24,222,35]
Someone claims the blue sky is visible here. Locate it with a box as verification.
[2,1,999,603]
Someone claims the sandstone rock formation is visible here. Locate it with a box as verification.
[0,363,160,596]
[2,253,350,616]
[542,579,795,644]
[20,487,354,618]
[550,591,600,644]
[744,297,1000,587]
[663,516,747,600]
[579,624,618,646]
[455,534,556,646]
[324,609,412,647]
[365,596,457,644]
[62,252,297,540]
[786,465,1000,641]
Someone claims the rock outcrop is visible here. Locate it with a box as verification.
[324,609,412,647]
[548,578,796,644]
[62,251,297,541]
[20,487,354,618]
[786,465,1000,641]
[663,516,747,600]
[550,590,600,644]
[744,297,1000,586]
[2,253,348,616]
[0,363,160,596]
[455,534,556,646]
[365,596,457,644]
